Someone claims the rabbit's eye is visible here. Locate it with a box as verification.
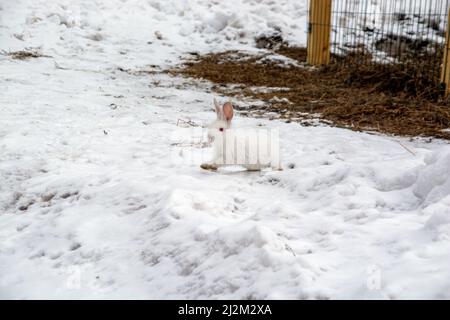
[219,128,224,132]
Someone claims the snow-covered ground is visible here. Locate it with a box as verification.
[332,0,449,60]
[1,0,450,299]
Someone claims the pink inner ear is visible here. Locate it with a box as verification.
[223,102,233,121]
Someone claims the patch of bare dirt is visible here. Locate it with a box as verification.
[1,50,50,60]
[170,46,450,140]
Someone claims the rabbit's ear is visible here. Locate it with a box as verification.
[223,102,234,122]
[213,98,222,116]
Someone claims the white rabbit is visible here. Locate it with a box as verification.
[200,99,282,171]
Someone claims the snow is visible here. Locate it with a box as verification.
[332,0,450,59]
[1,0,450,299]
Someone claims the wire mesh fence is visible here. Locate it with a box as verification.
[320,0,450,88]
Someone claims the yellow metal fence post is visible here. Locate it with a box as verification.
[440,8,450,96]
[307,0,332,66]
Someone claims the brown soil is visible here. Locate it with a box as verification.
[1,50,49,60]
[170,46,450,140]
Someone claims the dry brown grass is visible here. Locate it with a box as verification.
[170,46,450,140]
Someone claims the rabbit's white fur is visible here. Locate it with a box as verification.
[201,99,282,171]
